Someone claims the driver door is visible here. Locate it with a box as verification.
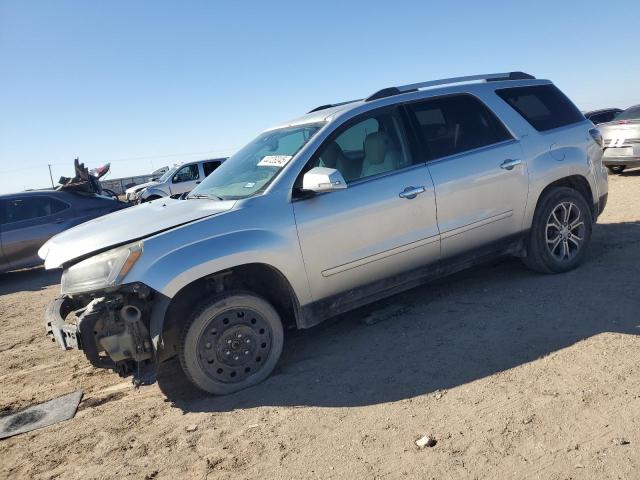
[293,107,440,306]
[170,163,201,195]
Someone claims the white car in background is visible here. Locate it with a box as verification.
[125,158,226,202]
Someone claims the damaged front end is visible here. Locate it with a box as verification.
[45,283,158,384]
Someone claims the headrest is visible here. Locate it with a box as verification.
[320,141,344,168]
[364,131,392,165]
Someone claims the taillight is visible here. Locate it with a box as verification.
[589,128,603,148]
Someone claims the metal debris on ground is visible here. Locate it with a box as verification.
[0,391,83,439]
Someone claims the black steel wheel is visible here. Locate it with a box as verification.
[178,291,283,395]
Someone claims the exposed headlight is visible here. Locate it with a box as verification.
[61,241,143,295]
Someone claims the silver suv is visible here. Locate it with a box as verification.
[40,72,608,395]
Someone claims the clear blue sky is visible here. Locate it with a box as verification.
[1,0,638,193]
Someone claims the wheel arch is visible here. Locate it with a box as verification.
[533,175,595,221]
[153,262,303,361]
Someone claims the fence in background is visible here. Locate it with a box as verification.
[100,175,156,195]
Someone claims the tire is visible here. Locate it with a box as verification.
[607,165,625,175]
[178,291,284,395]
[523,187,593,274]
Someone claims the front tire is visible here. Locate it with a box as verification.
[607,165,625,174]
[523,187,593,274]
[178,291,284,395]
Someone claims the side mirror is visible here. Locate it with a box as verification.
[302,167,347,193]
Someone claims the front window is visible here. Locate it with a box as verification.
[172,164,200,183]
[189,123,323,200]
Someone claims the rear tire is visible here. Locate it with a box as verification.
[607,165,626,174]
[178,291,284,395]
[523,187,593,274]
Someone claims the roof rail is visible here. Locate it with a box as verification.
[307,99,361,114]
[365,71,535,102]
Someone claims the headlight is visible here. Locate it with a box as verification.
[61,241,143,295]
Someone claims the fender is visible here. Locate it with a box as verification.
[139,186,169,200]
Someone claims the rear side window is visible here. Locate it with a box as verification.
[406,94,512,160]
[203,161,221,177]
[496,84,584,131]
[2,196,69,224]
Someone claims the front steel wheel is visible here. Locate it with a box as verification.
[523,187,593,274]
[178,292,284,395]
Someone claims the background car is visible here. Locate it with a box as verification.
[598,104,640,174]
[584,108,622,125]
[127,158,226,202]
[0,190,128,273]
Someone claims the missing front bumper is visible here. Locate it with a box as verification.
[45,295,158,384]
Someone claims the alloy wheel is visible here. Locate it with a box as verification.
[545,202,585,262]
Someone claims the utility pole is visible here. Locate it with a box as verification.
[47,164,55,188]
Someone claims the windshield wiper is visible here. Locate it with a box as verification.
[187,193,224,201]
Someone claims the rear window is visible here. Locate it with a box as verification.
[616,105,640,121]
[496,84,584,131]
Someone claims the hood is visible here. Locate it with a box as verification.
[125,181,158,194]
[39,198,235,269]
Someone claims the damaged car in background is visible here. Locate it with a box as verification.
[0,160,128,273]
[39,72,607,395]
[124,158,226,203]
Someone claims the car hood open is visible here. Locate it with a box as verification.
[39,198,235,269]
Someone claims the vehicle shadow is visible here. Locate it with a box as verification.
[0,267,62,296]
[158,221,640,412]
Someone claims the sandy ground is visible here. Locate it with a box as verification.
[1,171,640,480]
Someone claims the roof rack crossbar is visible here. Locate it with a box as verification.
[365,71,535,102]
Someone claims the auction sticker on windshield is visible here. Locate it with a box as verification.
[257,155,292,167]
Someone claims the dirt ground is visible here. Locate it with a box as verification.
[1,171,640,480]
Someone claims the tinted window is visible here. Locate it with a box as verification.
[172,164,200,183]
[616,105,640,121]
[407,94,512,160]
[496,84,584,131]
[2,196,69,224]
[310,109,412,183]
[203,161,221,177]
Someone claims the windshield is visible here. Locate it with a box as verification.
[189,123,323,200]
[615,105,640,121]
[158,166,178,183]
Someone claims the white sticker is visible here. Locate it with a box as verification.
[257,155,292,167]
[244,182,256,188]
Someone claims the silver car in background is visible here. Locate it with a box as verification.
[39,72,608,395]
[125,158,227,202]
[598,105,640,174]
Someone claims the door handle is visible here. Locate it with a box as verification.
[53,218,64,224]
[500,159,522,170]
[399,186,426,199]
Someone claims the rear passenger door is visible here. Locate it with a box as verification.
[406,94,528,260]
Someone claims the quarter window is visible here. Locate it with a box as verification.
[496,84,584,131]
[311,109,412,183]
[172,164,200,183]
[2,196,69,224]
[407,94,512,160]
